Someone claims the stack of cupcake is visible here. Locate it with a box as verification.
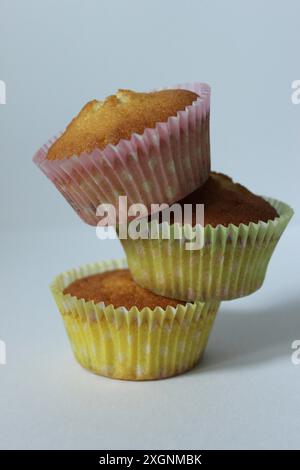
[33,83,293,380]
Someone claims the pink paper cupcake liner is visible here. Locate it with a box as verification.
[33,83,211,225]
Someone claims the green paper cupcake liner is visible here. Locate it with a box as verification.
[120,198,293,301]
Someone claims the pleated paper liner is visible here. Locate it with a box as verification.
[51,259,221,380]
[33,83,211,226]
[120,198,293,302]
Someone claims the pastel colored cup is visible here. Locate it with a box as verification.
[120,198,293,301]
[51,259,220,380]
[34,83,211,226]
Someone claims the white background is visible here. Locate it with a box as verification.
[0,0,299,450]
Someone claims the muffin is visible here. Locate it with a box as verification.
[51,259,220,380]
[120,173,293,301]
[34,83,211,225]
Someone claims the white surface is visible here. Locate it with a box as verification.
[0,226,299,450]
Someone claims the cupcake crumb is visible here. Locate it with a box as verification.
[47,88,199,160]
[63,269,186,310]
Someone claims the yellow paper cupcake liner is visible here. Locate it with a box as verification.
[50,259,220,380]
[120,198,293,301]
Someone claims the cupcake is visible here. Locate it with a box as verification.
[51,259,220,380]
[34,83,211,225]
[120,172,293,301]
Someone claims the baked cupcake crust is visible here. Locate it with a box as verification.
[63,268,185,310]
[153,172,279,227]
[47,88,199,160]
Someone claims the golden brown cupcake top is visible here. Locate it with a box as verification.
[63,269,186,310]
[47,88,199,160]
[153,172,278,227]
